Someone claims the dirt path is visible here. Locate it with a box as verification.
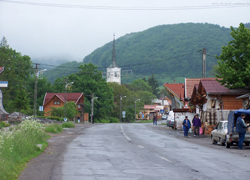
[18,123,93,180]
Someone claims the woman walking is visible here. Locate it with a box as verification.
[183,116,191,137]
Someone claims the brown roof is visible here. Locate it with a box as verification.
[185,78,215,98]
[200,79,250,95]
[163,83,185,100]
[43,93,84,105]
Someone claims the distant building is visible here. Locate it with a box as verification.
[106,35,121,85]
[43,92,84,117]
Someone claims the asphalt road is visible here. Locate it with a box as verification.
[19,123,250,180]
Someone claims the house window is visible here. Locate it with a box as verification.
[78,104,80,108]
[54,101,60,105]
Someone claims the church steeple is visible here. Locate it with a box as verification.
[110,34,119,68]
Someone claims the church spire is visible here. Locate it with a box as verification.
[110,34,119,68]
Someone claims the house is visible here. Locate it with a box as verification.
[163,83,185,109]
[236,93,250,109]
[190,79,250,124]
[43,92,84,118]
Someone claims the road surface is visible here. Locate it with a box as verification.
[48,123,250,180]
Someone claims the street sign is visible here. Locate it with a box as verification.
[139,111,142,114]
[39,106,43,111]
[0,81,8,87]
[122,111,126,118]
[160,109,164,114]
[142,114,144,118]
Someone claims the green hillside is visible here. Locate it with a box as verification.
[45,23,237,84]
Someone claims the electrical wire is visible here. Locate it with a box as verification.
[0,0,249,10]
[36,49,201,72]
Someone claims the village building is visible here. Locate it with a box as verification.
[43,92,85,120]
[190,79,250,125]
[106,35,121,85]
[163,83,185,109]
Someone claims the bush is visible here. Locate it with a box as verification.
[0,121,10,128]
[62,122,75,128]
[109,117,119,123]
[45,124,63,133]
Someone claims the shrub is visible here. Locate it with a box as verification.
[98,119,109,123]
[0,121,10,128]
[45,124,63,133]
[109,117,119,123]
[62,122,75,128]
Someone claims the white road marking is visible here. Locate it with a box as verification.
[160,156,171,162]
[120,125,132,141]
[138,145,144,148]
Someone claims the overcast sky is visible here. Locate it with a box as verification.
[0,0,249,62]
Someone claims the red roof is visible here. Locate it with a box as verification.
[185,78,215,98]
[144,105,157,109]
[43,93,84,105]
[163,83,185,100]
[200,79,250,95]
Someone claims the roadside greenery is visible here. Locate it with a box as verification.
[44,124,63,133]
[216,23,250,88]
[62,122,75,128]
[0,119,49,180]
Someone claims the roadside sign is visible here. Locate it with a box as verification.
[122,111,126,118]
[0,81,8,87]
[39,106,43,111]
[160,109,164,114]
[142,114,144,118]
[139,111,142,114]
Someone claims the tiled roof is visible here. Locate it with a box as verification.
[43,93,83,105]
[185,78,215,98]
[144,105,157,109]
[200,79,250,95]
[163,83,185,100]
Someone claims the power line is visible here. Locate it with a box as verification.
[0,0,249,10]
[36,50,201,71]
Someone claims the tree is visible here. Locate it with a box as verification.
[216,23,250,88]
[0,38,33,112]
[127,79,152,92]
[147,74,160,97]
[67,63,114,120]
[13,87,29,117]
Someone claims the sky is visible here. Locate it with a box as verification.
[0,0,249,63]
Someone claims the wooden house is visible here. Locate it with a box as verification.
[43,92,84,118]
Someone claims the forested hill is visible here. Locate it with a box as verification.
[45,23,247,84]
[83,23,233,83]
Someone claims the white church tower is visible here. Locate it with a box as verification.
[107,35,121,85]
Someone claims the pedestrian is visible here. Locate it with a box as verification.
[153,115,155,125]
[183,116,191,137]
[236,113,249,149]
[155,115,158,125]
[193,115,201,136]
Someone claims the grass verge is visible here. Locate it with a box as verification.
[0,120,49,180]
[45,124,63,133]
[62,122,75,128]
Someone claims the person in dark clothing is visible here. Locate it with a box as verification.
[183,116,191,137]
[193,115,201,136]
[153,115,155,125]
[155,115,158,125]
[236,113,249,149]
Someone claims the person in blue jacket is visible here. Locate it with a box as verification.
[183,116,191,137]
[236,113,249,149]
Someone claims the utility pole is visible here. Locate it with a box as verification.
[91,92,94,124]
[33,63,40,119]
[119,95,126,122]
[64,78,67,119]
[202,48,206,78]
[135,98,140,121]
